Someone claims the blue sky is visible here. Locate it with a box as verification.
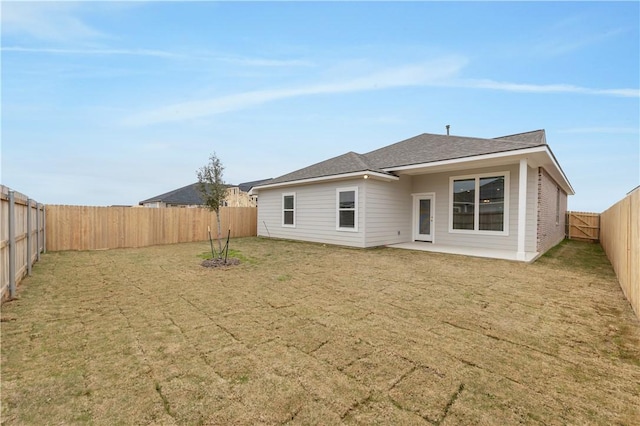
[1,1,638,212]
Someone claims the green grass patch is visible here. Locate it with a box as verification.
[539,239,615,278]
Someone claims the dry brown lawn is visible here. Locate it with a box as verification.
[1,238,639,425]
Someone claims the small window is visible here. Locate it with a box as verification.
[282,193,295,227]
[336,187,358,231]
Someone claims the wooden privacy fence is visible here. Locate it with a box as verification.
[567,211,600,241]
[45,205,257,251]
[600,187,639,320]
[1,186,46,301]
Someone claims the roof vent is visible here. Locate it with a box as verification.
[446,124,450,136]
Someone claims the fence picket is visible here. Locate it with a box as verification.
[1,186,45,301]
[600,188,639,320]
[44,205,257,251]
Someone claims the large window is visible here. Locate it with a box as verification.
[336,187,358,231]
[282,193,295,227]
[450,172,509,234]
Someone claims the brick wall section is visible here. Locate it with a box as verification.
[537,167,568,254]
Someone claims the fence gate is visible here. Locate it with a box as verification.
[567,211,600,241]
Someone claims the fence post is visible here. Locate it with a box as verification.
[8,190,16,299]
[36,203,41,261]
[43,205,47,253]
[27,198,32,276]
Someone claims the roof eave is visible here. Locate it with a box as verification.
[252,170,398,192]
[385,145,574,195]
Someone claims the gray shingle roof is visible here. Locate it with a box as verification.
[494,129,547,145]
[238,179,273,193]
[139,183,206,205]
[266,151,389,185]
[259,130,548,186]
[140,179,272,205]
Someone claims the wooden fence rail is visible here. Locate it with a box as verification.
[567,211,600,241]
[600,187,639,320]
[45,205,257,251]
[1,186,46,301]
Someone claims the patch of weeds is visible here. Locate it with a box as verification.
[539,239,615,277]
[198,249,253,264]
[612,324,640,366]
[72,409,92,422]
[233,375,249,384]
[276,274,291,282]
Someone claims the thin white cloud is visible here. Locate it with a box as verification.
[217,56,314,67]
[1,46,181,58]
[2,46,314,68]
[123,57,467,126]
[457,79,640,98]
[535,28,627,57]
[124,57,639,127]
[1,2,106,41]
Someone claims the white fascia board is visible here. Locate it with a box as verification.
[251,170,398,192]
[384,146,549,173]
[543,147,575,195]
[385,146,575,195]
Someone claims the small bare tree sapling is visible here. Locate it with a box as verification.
[196,153,227,258]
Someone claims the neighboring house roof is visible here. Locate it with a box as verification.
[238,179,273,193]
[140,179,272,205]
[139,183,207,205]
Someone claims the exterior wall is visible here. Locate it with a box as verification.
[536,167,568,254]
[224,187,257,207]
[526,165,539,253]
[256,162,541,254]
[257,179,366,247]
[363,175,412,247]
[411,163,538,253]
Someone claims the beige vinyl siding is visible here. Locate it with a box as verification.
[257,180,366,247]
[411,163,537,252]
[363,175,412,247]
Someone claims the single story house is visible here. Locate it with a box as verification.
[140,179,271,208]
[252,130,574,262]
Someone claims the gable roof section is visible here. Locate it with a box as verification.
[364,131,546,170]
[494,129,547,145]
[256,130,556,189]
[266,151,393,186]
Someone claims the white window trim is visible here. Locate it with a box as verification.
[282,192,296,228]
[448,171,510,236]
[336,186,359,232]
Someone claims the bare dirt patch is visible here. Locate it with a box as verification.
[1,238,639,424]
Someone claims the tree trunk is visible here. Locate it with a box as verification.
[216,209,223,258]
